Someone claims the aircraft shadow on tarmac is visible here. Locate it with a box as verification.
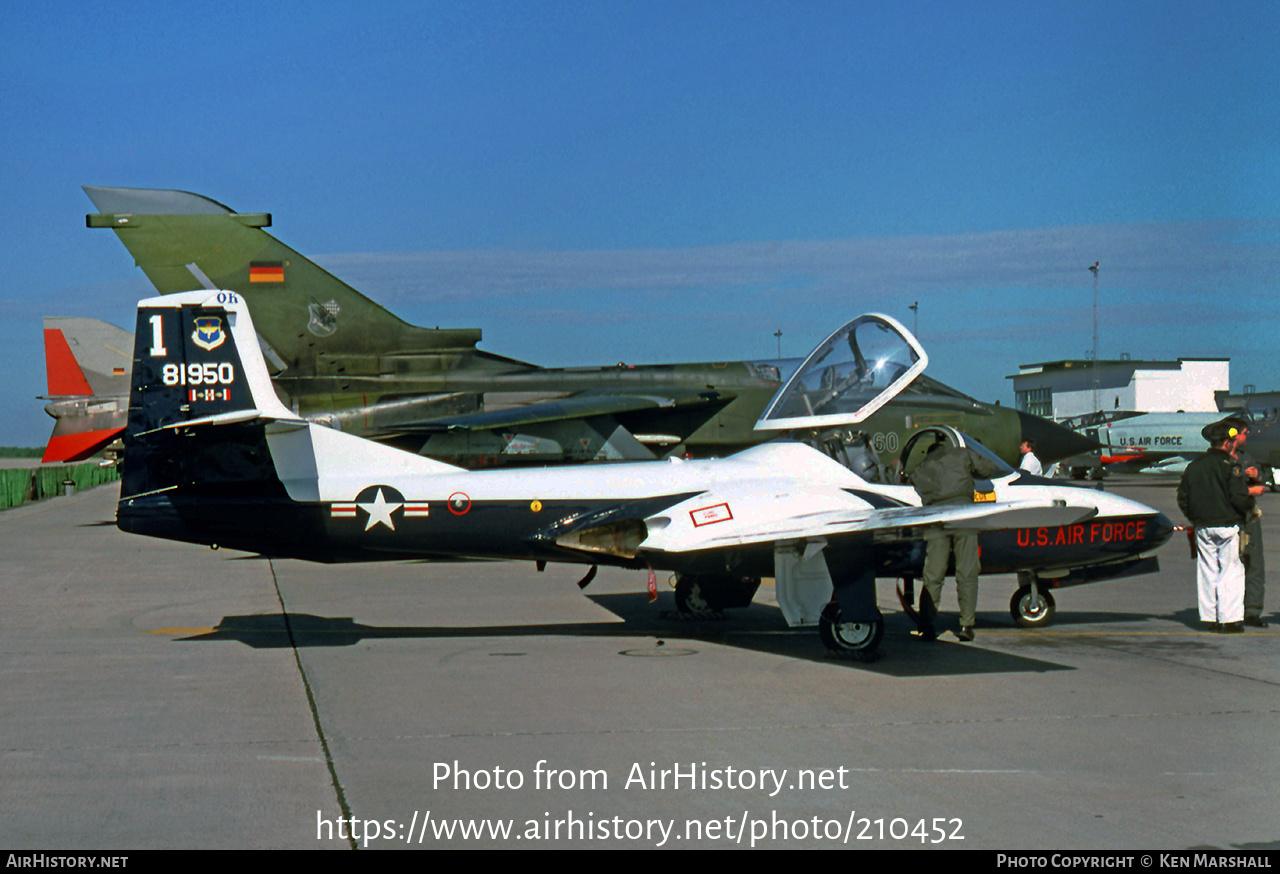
[171,593,1073,678]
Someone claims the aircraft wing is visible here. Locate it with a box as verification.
[640,493,1097,554]
[375,387,731,433]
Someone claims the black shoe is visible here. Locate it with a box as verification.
[956,626,975,642]
[1204,621,1221,633]
[1244,616,1270,628]
[917,625,937,642]
[1219,622,1244,634]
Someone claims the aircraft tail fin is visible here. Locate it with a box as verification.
[44,322,94,397]
[118,290,461,538]
[118,289,301,501]
[126,290,297,436]
[40,318,134,462]
[43,317,133,396]
[83,186,484,372]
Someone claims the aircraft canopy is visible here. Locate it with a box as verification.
[754,313,927,431]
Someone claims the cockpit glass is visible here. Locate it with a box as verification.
[755,314,927,430]
[964,437,1016,477]
[897,427,1016,481]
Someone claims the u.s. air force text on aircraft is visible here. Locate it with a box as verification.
[433,759,852,797]
[1016,520,1151,548]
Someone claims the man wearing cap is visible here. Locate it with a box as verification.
[1177,422,1255,633]
[1222,417,1269,627]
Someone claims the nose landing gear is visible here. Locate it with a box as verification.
[1010,579,1056,628]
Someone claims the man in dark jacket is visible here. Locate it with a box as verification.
[1177,423,1254,633]
[911,441,1001,641]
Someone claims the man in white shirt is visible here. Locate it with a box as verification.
[1018,439,1043,476]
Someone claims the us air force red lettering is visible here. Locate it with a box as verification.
[1016,521,1148,548]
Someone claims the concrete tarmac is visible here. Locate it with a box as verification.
[2,478,1277,850]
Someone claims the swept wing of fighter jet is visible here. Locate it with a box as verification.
[72,185,1095,470]
[116,292,1172,658]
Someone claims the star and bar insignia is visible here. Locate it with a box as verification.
[330,485,429,531]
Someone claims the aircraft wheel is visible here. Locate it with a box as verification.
[674,574,759,616]
[1010,586,1056,628]
[818,602,883,660]
[674,576,715,616]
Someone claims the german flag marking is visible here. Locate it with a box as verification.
[249,262,285,283]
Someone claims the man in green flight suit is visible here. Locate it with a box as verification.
[911,440,1001,642]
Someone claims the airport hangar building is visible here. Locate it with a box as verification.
[1008,358,1229,421]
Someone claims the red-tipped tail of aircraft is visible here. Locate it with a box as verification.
[44,327,94,397]
[39,319,131,463]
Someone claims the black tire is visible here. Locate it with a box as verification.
[818,602,884,660]
[1010,585,1056,628]
[673,574,760,615]
[674,575,714,616]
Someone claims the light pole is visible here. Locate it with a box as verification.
[1089,262,1099,414]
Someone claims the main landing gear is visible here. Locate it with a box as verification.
[673,573,887,660]
[817,603,884,661]
[672,574,761,618]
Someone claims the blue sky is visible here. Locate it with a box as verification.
[2,1,1278,446]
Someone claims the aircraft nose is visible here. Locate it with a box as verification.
[1017,410,1100,463]
[1147,512,1175,550]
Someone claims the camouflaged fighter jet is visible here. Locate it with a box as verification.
[115,297,1171,658]
[60,186,1094,469]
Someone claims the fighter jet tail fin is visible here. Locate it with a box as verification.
[40,318,134,462]
[84,186,485,367]
[44,322,94,398]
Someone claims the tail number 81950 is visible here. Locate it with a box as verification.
[162,362,235,386]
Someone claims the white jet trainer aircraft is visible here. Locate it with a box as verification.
[117,291,1173,658]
